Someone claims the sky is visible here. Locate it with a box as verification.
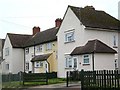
[0,0,120,39]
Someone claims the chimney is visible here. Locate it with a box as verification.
[33,26,40,35]
[55,18,62,28]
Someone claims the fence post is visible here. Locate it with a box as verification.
[66,71,69,87]
[104,70,106,88]
[81,69,84,90]
[46,71,48,85]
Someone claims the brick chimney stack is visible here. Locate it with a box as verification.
[55,18,62,28]
[33,26,40,35]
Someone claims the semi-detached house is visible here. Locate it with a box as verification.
[57,5,120,78]
[2,19,62,74]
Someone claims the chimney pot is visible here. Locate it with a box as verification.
[33,26,40,35]
[55,18,62,28]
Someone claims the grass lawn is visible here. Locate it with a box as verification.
[2,78,66,88]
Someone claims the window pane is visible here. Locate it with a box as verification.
[83,54,90,64]
[65,32,74,43]
[73,58,77,68]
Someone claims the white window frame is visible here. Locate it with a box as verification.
[5,47,9,56]
[83,54,90,64]
[73,57,78,69]
[35,61,43,67]
[113,35,117,47]
[65,56,72,68]
[46,43,52,50]
[25,48,29,54]
[25,62,29,71]
[6,64,9,70]
[36,45,42,52]
[65,31,75,43]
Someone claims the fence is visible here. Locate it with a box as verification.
[2,72,57,88]
[66,71,81,87]
[23,72,57,85]
[81,70,120,90]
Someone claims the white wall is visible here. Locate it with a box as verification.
[57,7,84,77]
[94,53,115,70]
[3,35,13,74]
[57,7,118,77]
[12,48,24,73]
[3,35,24,74]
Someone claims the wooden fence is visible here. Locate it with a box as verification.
[66,70,120,90]
[81,70,120,90]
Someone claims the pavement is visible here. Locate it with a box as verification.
[23,83,81,90]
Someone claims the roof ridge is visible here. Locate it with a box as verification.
[7,33,32,36]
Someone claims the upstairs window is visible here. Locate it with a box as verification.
[5,47,9,56]
[65,31,74,43]
[113,36,117,47]
[25,48,29,54]
[83,54,90,64]
[46,43,52,50]
[36,45,42,52]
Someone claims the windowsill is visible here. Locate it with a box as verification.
[34,66,43,68]
[46,49,52,51]
[64,40,75,44]
[65,67,72,69]
[83,64,90,66]
[113,46,118,48]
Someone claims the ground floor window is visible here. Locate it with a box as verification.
[25,62,29,71]
[65,55,78,69]
[35,61,43,67]
[83,54,90,64]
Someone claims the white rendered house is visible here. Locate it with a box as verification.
[3,33,31,74]
[57,5,120,78]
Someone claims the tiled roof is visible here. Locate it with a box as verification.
[31,53,51,62]
[71,39,117,55]
[69,5,120,30]
[8,33,32,48]
[25,27,59,47]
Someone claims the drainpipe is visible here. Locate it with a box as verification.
[92,52,94,71]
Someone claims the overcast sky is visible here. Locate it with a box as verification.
[0,0,120,39]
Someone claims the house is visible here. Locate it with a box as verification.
[2,18,62,74]
[0,39,4,89]
[24,18,62,73]
[57,5,120,78]
[0,39,5,63]
[3,33,32,74]
[71,39,117,71]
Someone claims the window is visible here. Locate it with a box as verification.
[65,56,72,68]
[36,45,42,52]
[31,53,34,58]
[113,36,117,47]
[46,43,52,50]
[83,54,90,64]
[25,48,29,54]
[73,58,77,68]
[6,64,9,70]
[5,47,9,56]
[35,61,43,67]
[25,62,29,71]
[65,31,74,43]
